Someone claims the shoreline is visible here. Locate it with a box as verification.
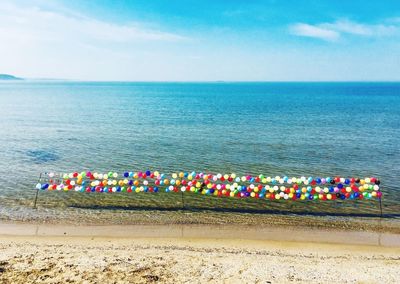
[1,221,399,247]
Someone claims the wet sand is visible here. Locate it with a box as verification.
[0,222,399,283]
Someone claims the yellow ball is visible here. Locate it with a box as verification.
[327,194,332,200]
[176,180,181,186]
[230,192,235,197]
[250,192,255,197]
[179,172,184,178]
[172,173,178,179]
[164,179,169,185]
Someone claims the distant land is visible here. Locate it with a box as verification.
[0,74,23,80]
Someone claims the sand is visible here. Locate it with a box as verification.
[0,223,399,283]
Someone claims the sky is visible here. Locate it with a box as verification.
[0,0,399,81]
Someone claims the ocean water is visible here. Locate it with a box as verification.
[0,81,399,220]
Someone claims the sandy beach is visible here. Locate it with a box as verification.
[0,222,399,283]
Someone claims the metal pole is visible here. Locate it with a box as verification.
[33,173,42,209]
[379,197,383,218]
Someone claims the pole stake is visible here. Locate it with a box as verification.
[33,173,42,209]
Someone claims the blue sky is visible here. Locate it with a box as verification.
[0,0,399,81]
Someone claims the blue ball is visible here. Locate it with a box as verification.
[41,183,49,190]
[124,172,129,178]
[145,170,151,176]
[340,194,346,200]
[329,186,334,193]
[354,192,359,198]
[116,186,121,192]
[154,187,159,192]
[338,183,343,189]
[316,178,321,184]
[128,180,133,186]
[345,179,350,185]
[308,195,314,200]
[296,193,301,198]
[91,187,96,192]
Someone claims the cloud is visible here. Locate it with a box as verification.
[290,23,339,41]
[0,1,189,80]
[0,2,187,45]
[290,19,399,41]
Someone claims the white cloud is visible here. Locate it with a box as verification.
[290,23,339,41]
[0,2,186,45]
[290,19,399,41]
[0,1,190,80]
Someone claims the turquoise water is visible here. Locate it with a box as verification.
[0,81,399,218]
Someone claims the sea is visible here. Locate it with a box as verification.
[0,81,399,221]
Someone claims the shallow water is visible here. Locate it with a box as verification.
[0,81,399,220]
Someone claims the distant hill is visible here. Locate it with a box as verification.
[0,74,23,80]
